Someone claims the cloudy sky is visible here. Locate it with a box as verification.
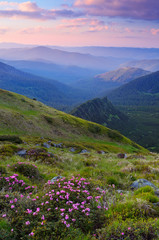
[0,0,159,47]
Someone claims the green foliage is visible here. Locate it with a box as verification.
[106,177,118,187]
[107,129,123,142]
[134,186,155,195]
[97,219,159,240]
[0,144,18,156]
[10,162,41,179]
[88,124,101,134]
[0,135,23,144]
[0,219,13,240]
[0,166,7,175]
[112,199,155,220]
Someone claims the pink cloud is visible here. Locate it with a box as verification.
[57,17,108,32]
[151,29,159,35]
[0,27,9,34]
[74,0,159,20]
[18,2,40,12]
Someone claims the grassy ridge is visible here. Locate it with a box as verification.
[0,88,146,153]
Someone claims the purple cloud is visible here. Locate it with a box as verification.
[0,1,84,21]
[74,0,159,21]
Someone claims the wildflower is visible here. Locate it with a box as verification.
[25,221,30,225]
[36,207,40,212]
[5,194,9,198]
[60,208,65,212]
[2,214,6,217]
[72,219,76,222]
[128,227,131,230]
[29,232,34,236]
[11,229,14,232]
[66,224,70,227]
[41,215,45,220]
[11,205,15,209]
[65,215,69,220]
[121,232,124,235]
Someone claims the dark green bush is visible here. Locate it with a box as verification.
[107,177,118,187]
[0,144,18,156]
[0,166,7,175]
[97,218,159,240]
[10,162,41,179]
[0,135,23,144]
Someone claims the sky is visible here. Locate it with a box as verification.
[0,0,159,47]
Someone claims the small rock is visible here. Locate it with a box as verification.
[153,202,159,207]
[70,147,76,152]
[17,150,27,157]
[97,151,105,155]
[43,142,51,148]
[50,176,63,183]
[80,149,90,154]
[154,190,159,197]
[130,179,157,190]
[117,153,127,159]
[52,143,63,148]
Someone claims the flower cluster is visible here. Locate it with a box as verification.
[1,175,108,239]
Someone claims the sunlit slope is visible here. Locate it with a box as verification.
[0,88,146,153]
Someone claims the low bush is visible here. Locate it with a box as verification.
[0,144,18,156]
[10,162,41,179]
[0,166,7,175]
[0,135,23,144]
[97,218,159,240]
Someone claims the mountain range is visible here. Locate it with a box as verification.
[0,61,89,111]
[122,59,159,72]
[0,46,129,71]
[1,59,101,84]
[107,71,159,106]
[71,67,150,97]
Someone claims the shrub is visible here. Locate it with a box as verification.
[112,199,155,220]
[134,186,159,203]
[0,174,37,193]
[10,162,41,179]
[0,219,13,240]
[27,148,59,165]
[134,186,155,195]
[106,177,118,187]
[3,176,107,239]
[97,218,159,240]
[0,166,7,175]
[0,144,18,156]
[0,135,23,144]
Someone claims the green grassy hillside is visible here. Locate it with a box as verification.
[0,88,146,153]
[1,89,159,240]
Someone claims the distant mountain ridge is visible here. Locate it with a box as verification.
[122,59,159,72]
[1,59,101,84]
[95,67,150,83]
[71,67,150,97]
[107,71,159,106]
[0,46,130,71]
[70,97,128,130]
[0,61,89,111]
